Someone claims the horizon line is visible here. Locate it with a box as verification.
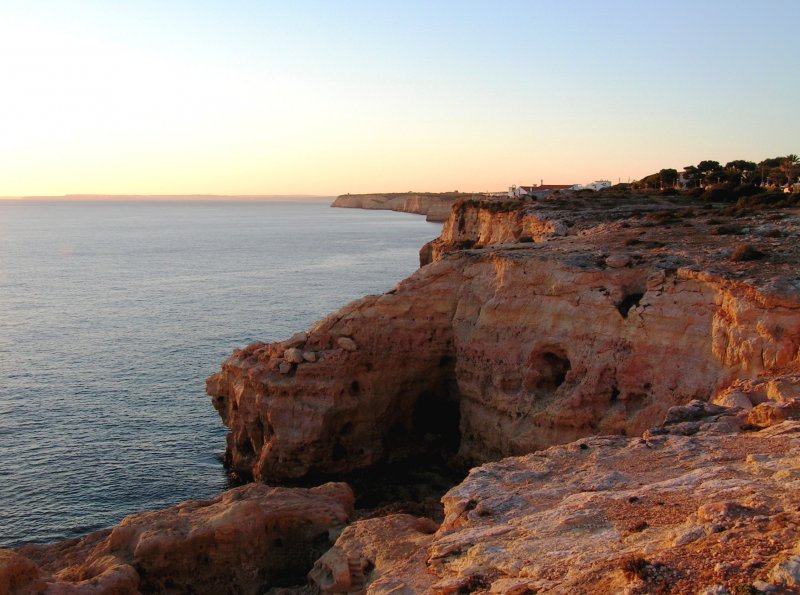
[0,194,336,201]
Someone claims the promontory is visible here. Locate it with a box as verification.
[5,187,800,594]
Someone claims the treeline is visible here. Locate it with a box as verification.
[634,155,799,189]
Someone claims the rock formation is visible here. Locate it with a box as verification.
[6,191,800,594]
[331,193,472,222]
[310,406,800,594]
[208,194,800,483]
[2,482,352,594]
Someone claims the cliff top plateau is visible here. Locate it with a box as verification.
[5,188,800,594]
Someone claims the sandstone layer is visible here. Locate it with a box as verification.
[208,194,800,483]
[1,482,353,594]
[331,193,470,222]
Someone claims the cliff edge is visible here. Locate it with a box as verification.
[208,194,800,483]
[6,192,800,594]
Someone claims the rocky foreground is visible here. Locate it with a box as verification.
[5,191,800,594]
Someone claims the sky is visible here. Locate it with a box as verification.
[0,0,798,196]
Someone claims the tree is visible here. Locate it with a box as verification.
[759,156,792,185]
[634,172,661,189]
[696,160,723,185]
[696,160,722,173]
[781,154,799,185]
[723,160,758,184]
[724,160,757,172]
[659,168,678,188]
[681,165,698,188]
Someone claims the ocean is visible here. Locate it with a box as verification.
[0,199,441,547]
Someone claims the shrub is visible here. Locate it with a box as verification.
[701,184,737,203]
[730,244,766,262]
[621,557,651,580]
[736,191,800,210]
[687,187,705,198]
[714,224,743,235]
[732,184,762,197]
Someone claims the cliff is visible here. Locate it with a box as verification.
[6,193,800,594]
[208,195,800,482]
[331,192,474,222]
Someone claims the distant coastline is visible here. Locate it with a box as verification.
[331,191,486,221]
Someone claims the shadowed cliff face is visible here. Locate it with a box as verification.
[207,196,800,483]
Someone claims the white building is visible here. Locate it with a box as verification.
[572,180,612,191]
[508,184,574,198]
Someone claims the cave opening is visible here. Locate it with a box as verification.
[345,353,466,512]
[617,292,644,318]
[382,387,462,460]
[412,390,462,452]
[525,348,572,393]
[347,386,465,511]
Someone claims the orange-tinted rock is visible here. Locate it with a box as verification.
[208,197,800,482]
[324,417,800,593]
[7,482,353,594]
[308,514,438,593]
[0,550,43,595]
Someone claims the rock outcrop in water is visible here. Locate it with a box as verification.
[2,482,352,594]
[331,192,473,222]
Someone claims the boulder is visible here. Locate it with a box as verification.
[284,347,304,364]
[9,483,353,595]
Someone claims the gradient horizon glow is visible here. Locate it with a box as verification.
[1,0,798,196]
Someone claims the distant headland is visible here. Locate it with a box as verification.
[331,192,487,221]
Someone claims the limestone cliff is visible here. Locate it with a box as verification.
[331,192,470,222]
[208,195,800,482]
[6,193,800,595]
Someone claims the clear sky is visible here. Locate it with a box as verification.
[0,0,797,196]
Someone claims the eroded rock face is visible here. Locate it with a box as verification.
[4,482,353,594]
[208,196,800,482]
[312,415,800,594]
[421,198,568,265]
[207,263,463,482]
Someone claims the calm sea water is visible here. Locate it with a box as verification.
[0,199,440,547]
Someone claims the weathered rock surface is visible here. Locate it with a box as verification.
[311,412,800,594]
[208,196,800,483]
[3,482,353,594]
[331,192,469,222]
[8,193,800,595]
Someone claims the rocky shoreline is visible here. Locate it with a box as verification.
[4,191,800,594]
